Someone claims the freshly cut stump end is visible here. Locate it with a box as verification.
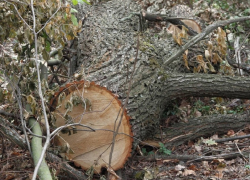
[50,81,133,173]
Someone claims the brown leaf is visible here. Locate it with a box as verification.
[194,145,202,154]
[183,50,190,70]
[188,164,198,171]
[203,170,210,176]
[214,170,224,179]
[196,55,208,73]
[205,49,211,60]
[227,130,235,136]
[183,169,196,176]
[194,110,202,117]
[163,159,179,164]
[202,161,209,169]
[175,164,186,171]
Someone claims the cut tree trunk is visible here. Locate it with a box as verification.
[51,0,250,172]
[50,81,132,173]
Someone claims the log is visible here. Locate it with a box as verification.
[163,111,250,147]
[50,80,132,173]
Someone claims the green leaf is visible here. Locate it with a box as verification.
[78,0,91,5]
[71,14,78,26]
[70,8,78,13]
[42,48,50,61]
[142,148,147,155]
[237,25,244,32]
[72,0,78,5]
[135,171,144,179]
[246,165,250,169]
[148,151,154,155]
[203,139,217,146]
[45,41,51,52]
[159,142,171,155]
[0,88,4,103]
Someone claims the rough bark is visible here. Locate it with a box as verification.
[74,0,250,144]
[163,111,250,147]
[0,117,27,149]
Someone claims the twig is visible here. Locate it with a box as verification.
[5,76,31,153]
[235,142,248,162]
[0,110,18,118]
[50,123,95,139]
[215,134,250,143]
[135,152,250,162]
[0,116,27,149]
[46,152,88,180]
[29,0,61,178]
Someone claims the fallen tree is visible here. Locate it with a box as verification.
[70,0,250,140]
[1,0,250,177]
[46,0,250,173]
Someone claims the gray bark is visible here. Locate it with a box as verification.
[74,0,250,144]
[163,111,250,147]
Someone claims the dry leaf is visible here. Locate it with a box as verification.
[183,169,196,176]
[207,62,216,72]
[205,49,211,60]
[144,170,154,180]
[202,161,209,168]
[227,130,235,136]
[211,134,218,140]
[203,170,210,176]
[188,164,198,171]
[194,145,202,153]
[212,159,225,164]
[163,159,179,164]
[194,110,202,117]
[238,131,246,136]
[207,41,213,51]
[196,55,208,73]
[183,50,189,69]
[213,170,224,179]
[175,164,185,171]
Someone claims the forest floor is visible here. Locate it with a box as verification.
[124,97,250,180]
[1,96,250,180]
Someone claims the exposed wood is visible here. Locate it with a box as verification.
[140,12,199,35]
[168,19,202,35]
[50,80,132,173]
